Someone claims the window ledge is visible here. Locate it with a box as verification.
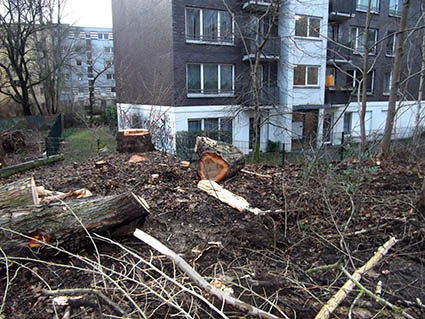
[294,85,320,88]
[294,36,322,41]
[187,93,235,98]
[356,9,380,14]
[382,93,390,96]
[186,39,235,46]
[386,54,395,58]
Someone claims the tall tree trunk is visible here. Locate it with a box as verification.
[379,0,410,157]
[414,3,425,141]
[360,0,372,155]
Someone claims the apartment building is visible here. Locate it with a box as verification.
[112,0,423,154]
[325,0,423,144]
[112,0,329,153]
[61,26,116,110]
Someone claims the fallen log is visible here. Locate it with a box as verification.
[0,154,64,178]
[0,192,149,257]
[195,136,245,182]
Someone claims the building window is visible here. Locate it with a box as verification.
[106,73,113,80]
[349,27,378,54]
[111,87,116,93]
[40,87,44,95]
[386,32,396,56]
[389,0,402,16]
[76,59,82,66]
[295,15,321,38]
[185,7,233,44]
[98,33,109,40]
[343,112,352,134]
[187,63,234,96]
[77,73,83,81]
[383,72,392,95]
[346,69,374,94]
[104,47,113,53]
[326,67,335,87]
[294,65,319,87]
[188,118,233,143]
[356,0,379,13]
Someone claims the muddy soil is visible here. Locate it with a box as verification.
[1,151,424,319]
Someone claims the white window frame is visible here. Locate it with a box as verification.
[293,65,320,87]
[294,15,321,39]
[386,32,396,57]
[389,0,402,16]
[350,27,378,55]
[356,0,380,13]
[383,72,392,95]
[185,7,235,45]
[186,63,235,98]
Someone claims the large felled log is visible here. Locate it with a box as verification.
[195,136,245,182]
[0,192,149,257]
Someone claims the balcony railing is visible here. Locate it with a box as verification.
[329,0,355,21]
[242,36,280,61]
[242,86,280,106]
[242,0,273,11]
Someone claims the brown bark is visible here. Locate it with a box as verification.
[379,0,410,157]
[0,192,149,257]
[195,136,245,182]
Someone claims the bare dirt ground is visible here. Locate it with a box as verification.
[1,150,424,319]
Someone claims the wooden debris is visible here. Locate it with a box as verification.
[241,169,273,179]
[0,192,150,257]
[95,160,107,168]
[0,178,39,208]
[197,180,265,215]
[127,154,149,163]
[0,154,64,178]
[315,237,397,319]
[195,136,245,182]
[31,176,40,205]
[180,161,190,168]
[134,229,283,319]
[65,188,93,199]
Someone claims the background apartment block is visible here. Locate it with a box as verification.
[61,26,116,111]
[112,0,424,154]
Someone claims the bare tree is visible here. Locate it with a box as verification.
[379,0,411,157]
[0,0,68,115]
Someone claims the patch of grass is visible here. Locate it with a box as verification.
[62,126,116,164]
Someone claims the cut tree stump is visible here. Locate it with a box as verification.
[116,129,154,153]
[0,192,149,257]
[195,136,245,182]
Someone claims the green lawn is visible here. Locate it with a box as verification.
[62,126,116,164]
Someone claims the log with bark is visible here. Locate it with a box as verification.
[195,136,245,182]
[0,154,64,178]
[0,192,149,257]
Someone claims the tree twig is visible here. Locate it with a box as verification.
[134,228,287,319]
[315,237,397,319]
[42,288,129,318]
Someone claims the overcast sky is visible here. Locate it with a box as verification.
[62,0,112,28]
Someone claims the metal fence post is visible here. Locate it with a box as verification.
[281,143,285,165]
[340,132,345,162]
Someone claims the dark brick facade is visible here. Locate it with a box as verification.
[326,0,422,105]
[112,0,279,107]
